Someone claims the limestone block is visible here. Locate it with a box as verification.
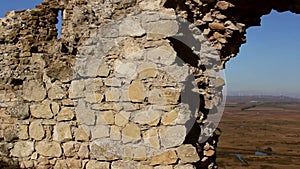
[62,141,80,157]
[57,107,75,121]
[29,121,45,140]
[75,100,95,125]
[86,160,110,169]
[174,164,195,169]
[78,143,89,159]
[96,111,115,124]
[133,110,161,126]
[23,80,46,101]
[143,20,179,37]
[111,160,139,169]
[128,81,145,102]
[75,125,90,141]
[150,150,178,165]
[91,125,110,139]
[110,125,121,140]
[159,126,186,148]
[48,83,65,100]
[35,141,62,157]
[115,111,131,127]
[18,124,29,140]
[53,123,72,142]
[143,128,160,149]
[161,110,178,125]
[115,61,137,79]
[145,45,177,65]
[122,123,141,143]
[8,102,29,120]
[85,93,104,103]
[90,139,120,161]
[119,16,146,37]
[104,78,122,87]
[133,146,147,161]
[208,22,225,30]
[69,80,85,99]
[30,100,53,119]
[10,141,34,157]
[176,144,200,163]
[138,0,162,10]
[105,88,121,102]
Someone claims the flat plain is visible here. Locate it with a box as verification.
[217,96,300,169]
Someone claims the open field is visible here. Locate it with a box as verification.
[217,96,300,169]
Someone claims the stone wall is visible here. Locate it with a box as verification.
[0,0,300,169]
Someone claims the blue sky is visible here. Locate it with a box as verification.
[0,2,299,97]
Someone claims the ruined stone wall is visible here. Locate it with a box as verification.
[0,0,300,169]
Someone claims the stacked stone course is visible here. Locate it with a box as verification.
[1,0,300,169]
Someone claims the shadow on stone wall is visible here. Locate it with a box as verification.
[0,158,20,169]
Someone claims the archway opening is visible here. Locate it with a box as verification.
[218,10,300,168]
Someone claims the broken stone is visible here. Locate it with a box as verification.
[53,123,72,142]
[35,141,62,157]
[18,125,29,140]
[122,123,141,143]
[104,78,122,87]
[161,109,178,125]
[10,141,34,157]
[150,150,178,165]
[139,0,161,10]
[23,80,46,101]
[90,139,120,161]
[30,100,53,119]
[176,144,200,163]
[143,20,179,37]
[29,121,45,140]
[115,111,130,127]
[133,146,147,161]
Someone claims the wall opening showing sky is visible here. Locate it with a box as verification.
[225,10,300,98]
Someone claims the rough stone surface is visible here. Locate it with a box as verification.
[30,100,53,119]
[150,150,178,165]
[159,126,186,148]
[29,121,45,140]
[35,141,62,157]
[23,80,46,101]
[176,144,200,163]
[10,141,34,157]
[86,160,110,169]
[53,123,72,142]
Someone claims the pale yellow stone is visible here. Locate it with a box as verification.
[96,111,115,124]
[29,121,45,140]
[85,93,104,103]
[10,141,34,157]
[57,107,75,121]
[174,164,195,169]
[78,143,89,159]
[51,102,60,115]
[150,150,178,165]
[154,166,173,169]
[23,80,46,101]
[91,125,110,139]
[74,125,90,141]
[161,110,178,125]
[204,149,215,157]
[159,126,186,148]
[110,125,121,140]
[176,144,200,163]
[128,81,145,102]
[143,128,160,149]
[133,110,161,126]
[115,111,130,127]
[105,88,121,101]
[133,146,147,161]
[30,100,53,119]
[123,146,133,160]
[62,141,79,157]
[35,141,62,157]
[122,123,141,143]
[86,160,110,169]
[138,165,154,169]
[53,123,72,142]
[18,125,28,140]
